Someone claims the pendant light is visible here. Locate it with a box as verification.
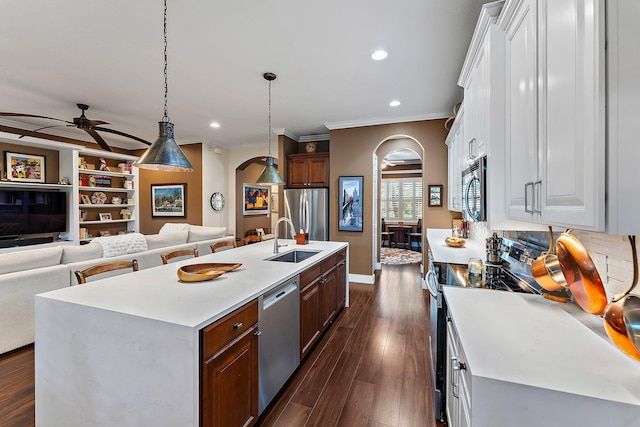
[256,72,285,185]
[134,0,194,172]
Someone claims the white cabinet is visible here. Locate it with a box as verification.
[606,0,640,235]
[500,0,605,231]
[446,317,471,427]
[446,106,464,212]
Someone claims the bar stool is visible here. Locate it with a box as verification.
[211,241,238,253]
[160,248,199,265]
[74,260,139,284]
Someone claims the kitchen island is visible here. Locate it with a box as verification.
[34,240,348,427]
[443,286,640,426]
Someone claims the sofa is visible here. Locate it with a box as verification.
[0,225,234,355]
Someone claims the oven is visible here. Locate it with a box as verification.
[462,155,486,222]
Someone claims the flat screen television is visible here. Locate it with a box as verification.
[0,189,67,237]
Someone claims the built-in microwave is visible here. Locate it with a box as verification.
[462,155,486,221]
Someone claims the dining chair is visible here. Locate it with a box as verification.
[74,259,139,284]
[381,218,394,247]
[243,235,262,245]
[210,240,238,253]
[393,227,410,249]
[160,248,199,265]
[409,218,422,251]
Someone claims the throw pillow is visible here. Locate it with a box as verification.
[146,230,189,250]
[159,223,191,234]
[187,226,227,242]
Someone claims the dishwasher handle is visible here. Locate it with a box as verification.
[262,282,298,311]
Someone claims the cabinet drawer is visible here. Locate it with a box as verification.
[201,300,258,360]
[321,253,338,272]
[300,262,322,289]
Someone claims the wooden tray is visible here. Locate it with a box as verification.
[177,263,242,283]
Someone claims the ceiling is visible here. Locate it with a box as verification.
[0,0,487,151]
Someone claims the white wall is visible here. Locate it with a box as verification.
[201,144,230,229]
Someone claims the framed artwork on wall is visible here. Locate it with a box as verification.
[5,151,45,183]
[428,184,443,207]
[151,183,186,217]
[243,183,270,216]
[338,176,363,232]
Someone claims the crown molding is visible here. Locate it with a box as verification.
[299,134,330,142]
[324,112,450,130]
[272,128,299,142]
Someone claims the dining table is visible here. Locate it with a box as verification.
[388,225,413,249]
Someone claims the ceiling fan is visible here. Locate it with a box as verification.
[0,103,151,152]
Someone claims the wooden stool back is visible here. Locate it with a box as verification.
[160,248,199,265]
[74,260,139,284]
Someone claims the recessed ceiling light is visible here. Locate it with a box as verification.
[389,100,401,107]
[371,50,388,61]
[210,122,221,128]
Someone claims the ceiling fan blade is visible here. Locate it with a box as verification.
[93,127,151,146]
[18,124,67,139]
[84,128,112,152]
[87,120,109,127]
[0,112,71,123]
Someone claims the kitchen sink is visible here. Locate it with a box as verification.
[267,250,320,263]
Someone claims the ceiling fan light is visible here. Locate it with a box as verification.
[256,156,285,185]
[133,121,194,172]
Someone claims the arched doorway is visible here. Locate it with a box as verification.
[373,137,424,269]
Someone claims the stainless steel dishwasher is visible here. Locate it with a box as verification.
[258,275,300,414]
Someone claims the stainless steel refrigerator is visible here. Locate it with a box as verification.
[283,188,329,241]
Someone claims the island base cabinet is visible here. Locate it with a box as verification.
[201,300,259,427]
[300,281,321,359]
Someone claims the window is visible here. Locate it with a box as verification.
[381,177,422,221]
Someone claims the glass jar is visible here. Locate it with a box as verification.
[468,257,483,278]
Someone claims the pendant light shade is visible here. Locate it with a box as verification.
[256,72,285,185]
[135,122,194,172]
[133,0,194,172]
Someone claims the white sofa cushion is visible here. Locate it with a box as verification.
[187,226,227,242]
[61,242,104,264]
[159,223,191,234]
[93,233,148,257]
[0,246,63,275]
[145,231,189,250]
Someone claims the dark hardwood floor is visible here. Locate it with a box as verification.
[0,263,443,427]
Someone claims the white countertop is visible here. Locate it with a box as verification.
[444,286,640,411]
[426,228,486,265]
[37,240,347,330]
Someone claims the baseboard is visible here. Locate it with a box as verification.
[374,262,381,270]
[349,273,374,284]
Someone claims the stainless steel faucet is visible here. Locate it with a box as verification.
[273,217,296,254]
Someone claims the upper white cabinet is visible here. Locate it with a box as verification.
[607,0,640,235]
[446,105,464,212]
[499,0,606,231]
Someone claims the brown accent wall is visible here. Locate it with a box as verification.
[329,120,455,276]
[0,142,60,183]
[235,162,272,238]
[138,143,203,235]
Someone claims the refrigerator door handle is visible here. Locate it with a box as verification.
[304,192,311,234]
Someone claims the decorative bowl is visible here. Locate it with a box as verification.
[177,263,242,283]
[445,237,466,248]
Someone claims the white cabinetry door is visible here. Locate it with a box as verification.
[446,318,471,427]
[504,0,539,222]
[503,0,605,231]
[446,107,464,212]
[538,0,605,230]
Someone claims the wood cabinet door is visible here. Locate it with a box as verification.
[319,268,337,330]
[300,281,321,359]
[306,156,329,187]
[336,259,346,310]
[201,325,258,427]
[287,157,308,188]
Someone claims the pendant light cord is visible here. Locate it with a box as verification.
[163,0,170,123]
[268,78,272,156]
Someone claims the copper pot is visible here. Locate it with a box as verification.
[531,226,567,291]
[556,230,608,315]
[603,236,640,361]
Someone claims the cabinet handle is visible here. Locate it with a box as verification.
[524,182,534,213]
[458,361,466,371]
[534,180,542,214]
[254,331,262,336]
[451,356,459,398]
[233,322,243,329]
[468,138,476,160]
[450,356,457,386]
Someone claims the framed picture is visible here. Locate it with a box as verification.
[243,183,269,216]
[5,152,45,183]
[81,194,92,205]
[339,176,363,232]
[151,183,186,217]
[99,213,112,221]
[428,184,443,207]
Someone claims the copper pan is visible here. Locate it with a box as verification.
[531,226,567,291]
[556,230,608,315]
[603,236,640,361]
